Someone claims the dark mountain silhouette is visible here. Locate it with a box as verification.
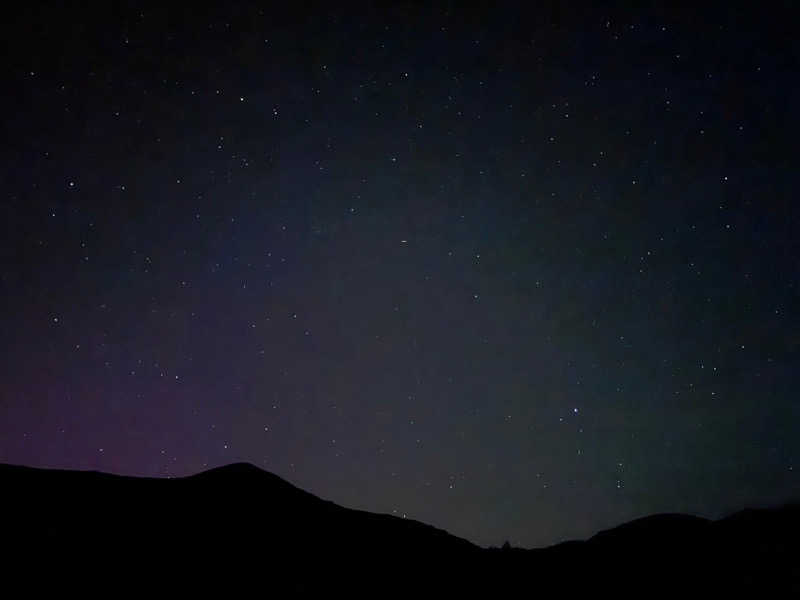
[3,462,798,594]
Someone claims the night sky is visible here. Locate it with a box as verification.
[2,2,798,548]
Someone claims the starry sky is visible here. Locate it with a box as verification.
[1,2,798,548]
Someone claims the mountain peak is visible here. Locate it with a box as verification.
[1,463,797,593]
[201,462,265,476]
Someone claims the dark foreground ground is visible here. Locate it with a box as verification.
[3,462,798,595]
